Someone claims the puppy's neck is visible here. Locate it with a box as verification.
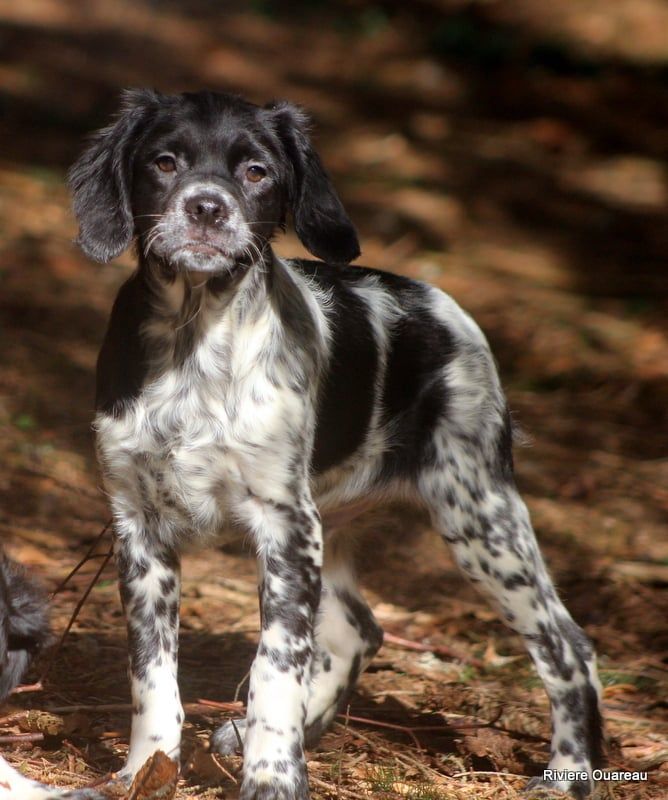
[140,250,272,319]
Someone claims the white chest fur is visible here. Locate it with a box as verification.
[95,274,317,545]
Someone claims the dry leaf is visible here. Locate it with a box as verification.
[459,728,519,772]
[18,710,65,736]
[185,746,239,784]
[483,639,523,668]
[620,739,668,769]
[62,712,93,736]
[128,751,178,800]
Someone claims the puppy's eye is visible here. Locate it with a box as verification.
[155,155,177,173]
[245,165,266,183]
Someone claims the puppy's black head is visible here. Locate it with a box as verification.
[69,89,360,272]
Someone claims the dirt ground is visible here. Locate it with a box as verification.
[0,1,666,798]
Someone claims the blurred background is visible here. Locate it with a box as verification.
[0,1,666,797]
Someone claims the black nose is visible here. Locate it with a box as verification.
[184,193,228,225]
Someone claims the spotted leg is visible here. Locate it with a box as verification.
[304,536,383,746]
[216,495,322,800]
[115,533,182,782]
[420,439,604,799]
[213,535,382,758]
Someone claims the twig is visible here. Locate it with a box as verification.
[44,703,134,714]
[310,775,362,800]
[230,668,252,751]
[337,704,351,794]
[336,713,423,750]
[44,701,243,716]
[210,752,238,785]
[51,520,112,597]
[333,721,391,754]
[233,669,251,704]
[18,465,103,502]
[39,546,114,684]
[195,698,244,712]
[451,769,524,780]
[0,733,44,744]
[383,631,484,669]
[390,748,449,786]
[10,682,43,695]
[63,739,88,761]
[334,707,506,753]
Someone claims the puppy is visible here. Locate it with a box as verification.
[0,554,49,702]
[0,89,605,800]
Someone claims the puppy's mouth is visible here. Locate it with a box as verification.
[182,243,224,258]
[169,241,243,274]
[142,207,256,279]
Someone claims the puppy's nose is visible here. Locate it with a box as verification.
[184,193,228,225]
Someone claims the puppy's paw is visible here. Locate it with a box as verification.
[525,774,592,799]
[239,768,309,800]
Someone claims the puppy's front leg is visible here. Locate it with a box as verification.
[242,498,322,800]
[115,534,182,781]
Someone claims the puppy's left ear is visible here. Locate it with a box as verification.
[265,101,360,265]
[68,89,158,263]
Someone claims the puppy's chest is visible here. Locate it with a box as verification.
[98,319,309,534]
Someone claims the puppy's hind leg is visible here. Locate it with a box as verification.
[305,536,383,747]
[420,433,604,799]
[212,535,383,754]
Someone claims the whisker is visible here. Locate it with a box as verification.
[142,220,172,257]
[143,227,165,257]
[243,221,283,227]
[174,300,203,330]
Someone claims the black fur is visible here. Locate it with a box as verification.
[69,91,359,268]
[62,90,605,800]
[0,554,49,702]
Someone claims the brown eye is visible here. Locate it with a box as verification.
[246,165,266,183]
[155,155,177,173]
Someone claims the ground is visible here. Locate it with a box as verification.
[0,1,666,799]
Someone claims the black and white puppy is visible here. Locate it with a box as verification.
[0,554,49,703]
[0,89,604,800]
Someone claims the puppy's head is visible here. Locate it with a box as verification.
[69,89,360,274]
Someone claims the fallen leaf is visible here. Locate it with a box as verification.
[18,710,65,737]
[483,639,524,668]
[620,739,668,769]
[184,745,238,784]
[128,751,178,800]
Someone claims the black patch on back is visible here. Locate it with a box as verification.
[95,271,151,415]
[494,406,515,483]
[292,261,456,477]
[294,262,378,473]
[379,289,455,478]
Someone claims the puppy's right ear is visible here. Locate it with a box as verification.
[68,89,159,263]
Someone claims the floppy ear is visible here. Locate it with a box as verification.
[266,101,360,265]
[68,89,159,263]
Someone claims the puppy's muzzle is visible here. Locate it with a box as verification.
[150,182,252,276]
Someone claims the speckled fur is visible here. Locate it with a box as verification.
[0,90,603,800]
[0,555,50,703]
